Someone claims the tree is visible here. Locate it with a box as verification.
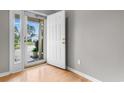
[27,24,36,38]
[14,26,20,48]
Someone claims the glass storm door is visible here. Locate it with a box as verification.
[23,12,44,67]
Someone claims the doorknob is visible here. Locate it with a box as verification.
[62,42,65,44]
[62,38,65,40]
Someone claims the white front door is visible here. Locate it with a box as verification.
[47,11,66,69]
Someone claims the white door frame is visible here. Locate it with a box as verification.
[9,10,47,74]
[23,11,47,67]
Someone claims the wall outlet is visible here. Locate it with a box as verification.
[77,59,81,65]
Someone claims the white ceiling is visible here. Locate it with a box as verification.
[35,10,60,15]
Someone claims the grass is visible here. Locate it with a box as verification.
[15,44,20,49]
[14,41,33,49]
[26,41,33,45]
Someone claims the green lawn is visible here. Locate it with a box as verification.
[14,41,33,49]
[15,44,20,49]
[26,41,33,45]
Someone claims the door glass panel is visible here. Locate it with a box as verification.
[14,14,21,64]
[26,17,44,64]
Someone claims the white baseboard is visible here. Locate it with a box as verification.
[67,67,102,82]
[0,72,10,77]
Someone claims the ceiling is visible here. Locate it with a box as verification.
[35,10,60,15]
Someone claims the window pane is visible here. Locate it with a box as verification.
[14,14,21,64]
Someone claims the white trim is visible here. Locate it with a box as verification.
[67,66,102,82]
[9,10,12,73]
[43,18,47,61]
[0,72,10,77]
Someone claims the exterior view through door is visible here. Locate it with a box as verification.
[23,12,45,67]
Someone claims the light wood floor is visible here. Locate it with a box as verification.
[0,64,90,82]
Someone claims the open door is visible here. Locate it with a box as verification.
[47,11,66,69]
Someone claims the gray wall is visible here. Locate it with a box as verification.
[0,10,9,73]
[66,10,124,82]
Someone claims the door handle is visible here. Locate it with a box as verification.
[62,42,65,44]
[62,38,65,40]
